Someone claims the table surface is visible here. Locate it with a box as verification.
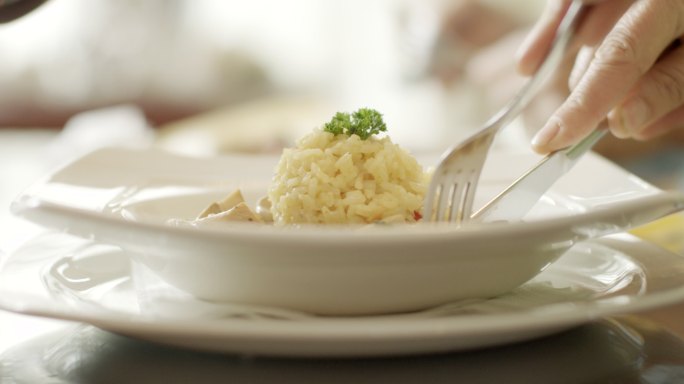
[2,128,684,383]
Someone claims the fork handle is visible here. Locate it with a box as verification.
[481,0,586,135]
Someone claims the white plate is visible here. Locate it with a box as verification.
[2,232,684,357]
[9,148,684,315]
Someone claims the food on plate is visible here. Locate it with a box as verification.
[268,108,427,225]
[255,196,274,222]
[174,108,427,227]
[171,189,266,228]
[202,202,262,223]
[197,190,247,219]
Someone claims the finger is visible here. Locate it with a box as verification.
[517,0,572,75]
[568,45,595,89]
[567,0,634,89]
[608,43,684,139]
[573,0,633,47]
[531,0,684,153]
[465,31,528,85]
[632,103,684,140]
[516,0,614,76]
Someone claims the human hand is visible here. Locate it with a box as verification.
[0,0,46,23]
[517,0,684,153]
[429,1,521,86]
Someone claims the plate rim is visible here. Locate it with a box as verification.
[10,146,681,246]
[3,233,684,357]
[12,191,684,254]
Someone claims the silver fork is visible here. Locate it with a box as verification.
[423,0,585,224]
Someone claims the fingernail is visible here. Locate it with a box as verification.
[531,118,561,152]
[613,99,649,138]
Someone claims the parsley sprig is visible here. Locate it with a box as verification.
[323,108,387,140]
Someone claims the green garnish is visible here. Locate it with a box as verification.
[323,108,387,140]
[323,112,351,136]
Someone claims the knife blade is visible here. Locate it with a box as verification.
[471,126,607,223]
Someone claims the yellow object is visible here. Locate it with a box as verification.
[630,212,684,255]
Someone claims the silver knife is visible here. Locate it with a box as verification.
[471,126,608,223]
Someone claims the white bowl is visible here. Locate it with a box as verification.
[11,147,684,315]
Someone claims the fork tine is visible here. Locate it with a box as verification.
[460,177,476,222]
[446,182,459,222]
[438,182,460,222]
[423,182,440,221]
[424,173,472,223]
[448,180,469,224]
[436,181,452,222]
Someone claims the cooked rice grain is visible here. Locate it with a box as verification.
[268,129,426,225]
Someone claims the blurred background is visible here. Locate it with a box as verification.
[0,0,682,187]
[0,0,546,151]
[0,0,683,342]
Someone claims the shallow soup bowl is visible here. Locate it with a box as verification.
[11,147,684,315]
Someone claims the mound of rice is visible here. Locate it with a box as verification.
[268,129,427,225]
